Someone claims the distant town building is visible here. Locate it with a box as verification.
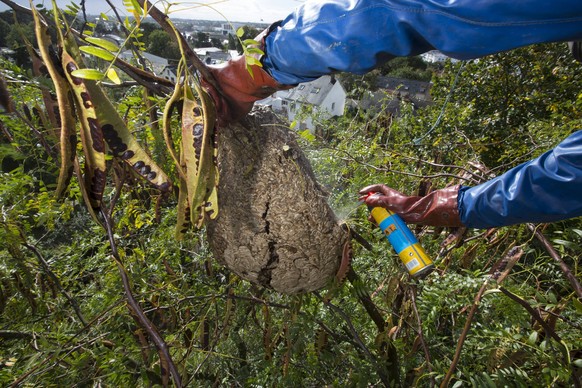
[376,76,432,102]
[421,50,457,63]
[194,47,231,65]
[258,75,347,132]
[160,64,179,83]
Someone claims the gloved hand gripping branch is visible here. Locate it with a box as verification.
[202,22,293,126]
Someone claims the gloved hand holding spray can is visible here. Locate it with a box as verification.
[364,192,434,278]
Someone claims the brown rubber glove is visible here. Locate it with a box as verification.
[359,184,463,227]
[203,24,293,126]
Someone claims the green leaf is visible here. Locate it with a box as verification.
[246,47,264,56]
[552,238,579,250]
[106,68,121,85]
[84,37,119,52]
[236,27,245,38]
[573,297,582,314]
[242,39,259,47]
[246,56,262,67]
[79,46,115,61]
[245,63,254,79]
[573,359,582,368]
[100,13,109,20]
[299,129,316,142]
[527,331,538,346]
[130,0,142,14]
[70,69,104,81]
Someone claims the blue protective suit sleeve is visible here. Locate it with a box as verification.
[458,131,582,229]
[263,0,582,84]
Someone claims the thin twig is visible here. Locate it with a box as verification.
[499,287,579,388]
[22,243,88,326]
[10,299,124,387]
[408,286,435,388]
[315,292,392,387]
[440,246,522,388]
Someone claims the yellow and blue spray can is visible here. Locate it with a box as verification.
[366,193,434,278]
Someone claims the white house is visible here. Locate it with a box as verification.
[421,50,458,63]
[160,64,179,83]
[194,47,231,65]
[258,75,347,132]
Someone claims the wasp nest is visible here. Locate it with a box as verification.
[207,107,349,294]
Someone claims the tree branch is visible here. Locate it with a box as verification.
[135,0,221,93]
[440,247,523,388]
[527,224,582,299]
[101,209,183,388]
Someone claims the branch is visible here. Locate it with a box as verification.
[440,247,523,388]
[0,330,34,340]
[333,149,474,183]
[101,209,183,388]
[498,287,562,343]
[527,224,582,298]
[440,274,491,388]
[347,268,387,331]
[10,299,124,387]
[0,0,30,14]
[498,287,579,388]
[135,0,221,93]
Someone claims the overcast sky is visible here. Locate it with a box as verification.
[0,0,303,23]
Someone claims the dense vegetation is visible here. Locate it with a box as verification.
[1,1,581,387]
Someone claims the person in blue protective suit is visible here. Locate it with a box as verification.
[204,0,582,230]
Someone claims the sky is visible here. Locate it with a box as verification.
[0,0,304,23]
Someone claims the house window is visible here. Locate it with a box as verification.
[282,100,288,106]
[331,102,335,111]
[311,88,320,94]
[298,85,306,90]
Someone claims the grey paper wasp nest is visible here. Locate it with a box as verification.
[207,107,349,294]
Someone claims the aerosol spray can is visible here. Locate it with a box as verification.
[366,193,434,278]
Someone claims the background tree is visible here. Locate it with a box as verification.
[146,28,180,59]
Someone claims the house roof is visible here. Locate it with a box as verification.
[118,50,168,66]
[376,76,431,95]
[280,75,343,106]
[194,47,223,55]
